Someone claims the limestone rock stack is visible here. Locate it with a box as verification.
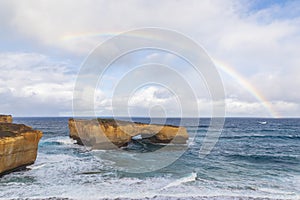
[69,118,188,149]
[0,115,43,176]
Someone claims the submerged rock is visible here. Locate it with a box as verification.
[69,118,188,149]
[0,115,43,176]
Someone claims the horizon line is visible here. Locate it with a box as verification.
[11,116,300,119]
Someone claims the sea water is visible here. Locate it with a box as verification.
[0,117,299,200]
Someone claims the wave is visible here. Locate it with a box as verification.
[162,172,197,189]
[55,137,77,145]
[221,135,300,140]
[260,129,276,132]
[8,194,297,200]
[26,163,46,170]
[122,140,166,153]
[40,137,77,146]
[227,153,299,164]
[258,121,267,125]
[198,125,210,128]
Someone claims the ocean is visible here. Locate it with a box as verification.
[0,117,299,200]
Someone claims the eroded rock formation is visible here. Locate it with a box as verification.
[69,118,188,149]
[0,115,43,176]
[0,115,12,123]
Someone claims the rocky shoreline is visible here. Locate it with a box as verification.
[0,115,43,176]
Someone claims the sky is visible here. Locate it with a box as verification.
[0,0,299,117]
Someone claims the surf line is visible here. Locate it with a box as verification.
[213,59,280,118]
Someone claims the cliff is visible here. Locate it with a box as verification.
[0,115,43,176]
[69,118,188,149]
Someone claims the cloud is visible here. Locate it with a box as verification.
[225,98,300,117]
[0,0,299,117]
[0,52,75,116]
[0,0,241,54]
[250,70,300,102]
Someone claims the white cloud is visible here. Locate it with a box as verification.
[225,98,300,117]
[249,70,300,102]
[0,52,75,116]
[0,0,299,117]
[93,86,182,117]
[271,101,300,117]
[0,0,241,54]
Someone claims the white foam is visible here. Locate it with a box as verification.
[187,139,196,147]
[258,187,295,195]
[26,163,46,170]
[258,121,267,125]
[162,172,197,189]
[1,173,299,200]
[132,134,142,140]
[56,137,77,145]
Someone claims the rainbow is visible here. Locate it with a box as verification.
[61,31,280,118]
[213,59,280,118]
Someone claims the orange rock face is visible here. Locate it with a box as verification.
[0,115,43,176]
[69,118,188,149]
[0,115,12,123]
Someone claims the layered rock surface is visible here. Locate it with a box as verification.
[0,115,43,176]
[0,115,12,123]
[69,118,188,149]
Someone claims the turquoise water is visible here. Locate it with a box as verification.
[0,118,299,199]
